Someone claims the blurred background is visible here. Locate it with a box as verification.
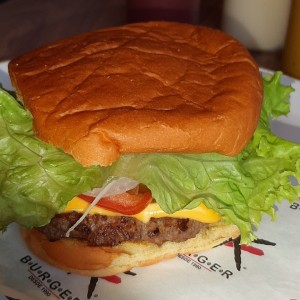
[0,0,298,77]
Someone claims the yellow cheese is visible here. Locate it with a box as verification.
[64,196,221,223]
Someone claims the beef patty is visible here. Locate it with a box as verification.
[38,211,208,246]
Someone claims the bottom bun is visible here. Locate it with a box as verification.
[21,223,240,277]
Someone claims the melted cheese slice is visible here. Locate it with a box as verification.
[64,196,221,223]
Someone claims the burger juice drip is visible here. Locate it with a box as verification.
[87,277,98,299]
[233,236,242,271]
[253,238,276,246]
[232,237,276,271]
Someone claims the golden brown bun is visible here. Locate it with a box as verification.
[21,223,239,277]
[9,22,262,167]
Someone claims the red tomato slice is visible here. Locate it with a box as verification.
[78,190,152,215]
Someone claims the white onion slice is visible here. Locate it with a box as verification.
[65,177,139,237]
[83,177,139,198]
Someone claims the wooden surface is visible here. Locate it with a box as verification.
[0,0,127,61]
[0,0,282,70]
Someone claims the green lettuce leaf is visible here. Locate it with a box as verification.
[260,71,294,129]
[0,89,103,230]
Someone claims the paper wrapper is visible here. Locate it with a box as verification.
[0,65,300,300]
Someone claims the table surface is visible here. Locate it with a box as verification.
[0,0,282,70]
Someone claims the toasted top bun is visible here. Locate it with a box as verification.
[9,22,262,167]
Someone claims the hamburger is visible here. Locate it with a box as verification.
[0,21,298,277]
